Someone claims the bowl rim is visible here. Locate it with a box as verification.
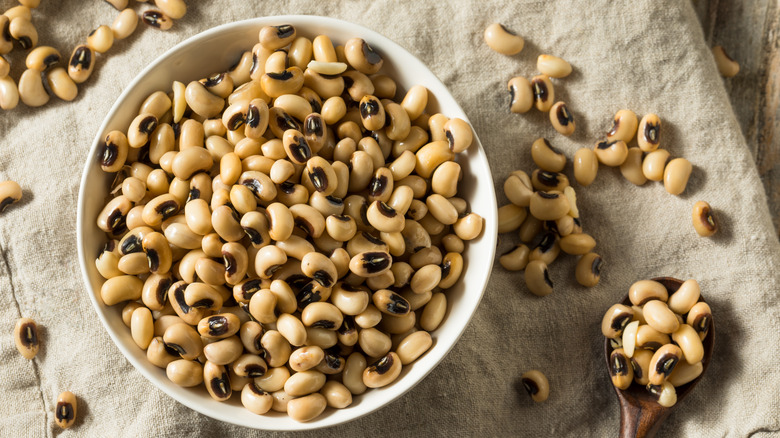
[77,14,498,431]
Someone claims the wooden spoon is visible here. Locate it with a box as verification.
[604,277,715,438]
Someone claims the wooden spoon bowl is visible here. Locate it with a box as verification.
[604,277,715,438]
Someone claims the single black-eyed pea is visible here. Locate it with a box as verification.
[142,231,172,274]
[184,199,213,236]
[575,252,602,287]
[358,95,385,132]
[498,244,530,271]
[528,232,560,265]
[442,117,472,153]
[100,275,143,306]
[537,54,572,78]
[530,138,566,172]
[222,242,248,285]
[524,260,553,297]
[261,66,304,98]
[383,101,411,141]
[520,370,550,403]
[203,361,232,401]
[184,282,223,311]
[691,201,718,237]
[118,252,149,275]
[163,322,203,361]
[532,170,569,193]
[287,393,327,423]
[303,68,345,99]
[344,37,383,74]
[130,306,154,350]
[86,25,113,54]
[609,348,634,390]
[453,212,483,241]
[572,148,599,187]
[9,16,37,49]
[277,313,308,347]
[184,80,224,118]
[628,280,668,306]
[241,382,273,415]
[529,191,569,221]
[284,369,326,397]
[637,114,661,152]
[483,23,524,55]
[507,76,533,114]
[601,304,634,338]
[549,102,575,136]
[259,24,296,50]
[530,75,554,112]
[13,317,40,359]
[147,336,181,368]
[497,204,527,234]
[166,359,204,387]
[232,353,268,378]
[46,67,78,102]
[142,10,173,31]
[648,343,682,385]
[619,147,647,186]
[667,360,704,387]
[663,158,693,196]
[641,149,669,181]
[414,140,454,179]
[54,391,77,429]
[111,7,138,40]
[349,251,392,277]
[594,140,629,167]
[210,205,244,242]
[420,292,447,331]
[667,279,701,315]
[266,202,294,241]
[503,171,533,207]
[607,109,638,143]
[244,98,270,140]
[672,324,704,365]
[0,180,22,213]
[643,300,680,334]
[261,330,293,368]
[559,232,596,255]
[712,45,739,78]
[254,245,287,280]
[25,45,60,71]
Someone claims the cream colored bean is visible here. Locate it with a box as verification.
[112,8,138,40]
[420,292,446,331]
[642,149,670,181]
[155,0,187,19]
[395,330,432,365]
[68,45,95,84]
[648,344,682,385]
[594,140,628,167]
[484,23,524,55]
[524,260,553,296]
[25,46,60,71]
[550,102,575,136]
[0,76,19,110]
[620,147,647,186]
[453,212,483,241]
[537,54,572,78]
[362,352,402,388]
[18,69,49,107]
[54,391,77,429]
[131,307,154,349]
[559,233,596,255]
[166,359,204,387]
[607,109,638,143]
[663,157,693,195]
[692,201,718,237]
[531,75,554,112]
[9,17,37,49]
[643,300,680,334]
[504,171,534,207]
[520,370,550,402]
[284,370,326,396]
[629,280,668,306]
[575,252,602,287]
[87,25,113,54]
[637,114,661,152]
[497,204,527,234]
[668,279,700,315]
[531,138,566,173]
[529,191,569,221]
[142,10,173,31]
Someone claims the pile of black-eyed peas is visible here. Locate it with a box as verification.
[0,0,187,110]
[602,279,711,407]
[94,23,483,422]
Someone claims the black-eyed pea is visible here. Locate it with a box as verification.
[537,54,572,77]
[609,348,634,390]
[441,234,464,254]
[232,353,268,379]
[166,359,203,387]
[507,76,533,114]
[503,171,533,207]
[86,25,113,54]
[362,352,402,389]
[528,232,560,265]
[712,45,739,78]
[572,148,599,187]
[667,279,701,315]
[287,393,327,423]
[9,16,37,49]
[648,344,682,385]
[261,330,292,368]
[497,204,527,234]
[0,75,19,110]
[667,360,704,387]
[559,232,596,255]
[184,282,223,311]
[13,317,40,359]
[575,252,602,287]
[259,24,296,50]
[453,212,483,241]
[691,201,718,237]
[685,301,712,341]
[202,335,243,366]
[171,147,212,180]
[142,231,172,274]
[530,75,554,112]
[354,304,382,329]
[348,251,392,277]
[163,322,204,361]
[261,67,304,98]
[340,353,367,395]
[483,23,524,55]
[0,180,22,213]
[607,109,638,143]
[203,361,232,401]
[284,369,326,397]
[643,300,680,334]
[637,114,661,152]
[532,170,569,193]
[663,158,693,195]
[439,252,463,290]
[302,68,345,99]
[46,67,78,102]
[601,304,634,338]
[147,336,181,368]
[142,10,173,31]
[529,191,568,221]
[358,94,385,131]
[112,8,138,40]
[25,45,60,71]
[343,37,383,74]
[210,205,243,242]
[270,390,294,413]
[400,85,428,121]
[54,391,77,429]
[191,256,224,288]
[418,292,446,331]
[628,280,668,306]
[183,199,212,236]
[419,213,445,236]
[387,185,414,216]
[101,275,144,306]
[441,117,472,153]
[319,380,352,409]
[238,170,277,202]
[277,313,308,347]
[244,98,269,140]
[636,324,670,351]
[549,102,575,136]
[642,149,669,181]
[594,140,629,167]
[241,382,273,415]
[530,138,566,172]
[499,244,530,271]
[619,147,647,185]
[520,370,550,403]
[130,306,154,350]
[17,68,49,107]
[384,101,410,141]
[672,324,704,365]
[221,242,248,285]
[321,96,346,125]
[184,80,225,118]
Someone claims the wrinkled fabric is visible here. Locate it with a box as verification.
[0,1,778,436]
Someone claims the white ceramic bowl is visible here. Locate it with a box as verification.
[77,15,497,431]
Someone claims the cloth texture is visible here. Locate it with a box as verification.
[1,0,779,436]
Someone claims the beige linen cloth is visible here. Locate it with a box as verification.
[1,0,778,436]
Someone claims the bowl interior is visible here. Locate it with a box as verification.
[77,15,498,431]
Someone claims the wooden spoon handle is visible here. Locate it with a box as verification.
[619,396,670,438]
